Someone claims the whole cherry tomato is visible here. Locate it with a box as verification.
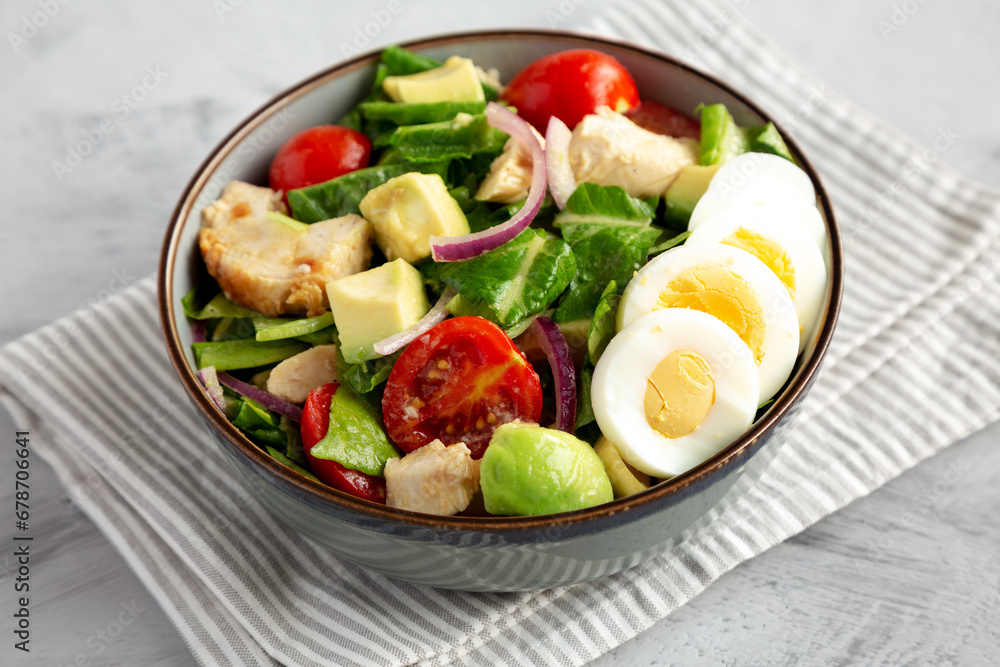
[382,317,543,459]
[500,49,640,131]
[268,125,371,194]
[625,100,701,140]
[301,383,387,504]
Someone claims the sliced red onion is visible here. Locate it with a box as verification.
[430,102,546,262]
[373,287,456,356]
[531,316,577,433]
[544,116,576,210]
[191,320,206,343]
[197,366,227,414]
[218,371,303,422]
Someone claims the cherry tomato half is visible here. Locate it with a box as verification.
[301,383,387,504]
[500,49,640,131]
[625,100,701,140]
[268,125,371,194]
[382,316,543,459]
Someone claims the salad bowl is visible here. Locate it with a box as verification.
[158,29,843,591]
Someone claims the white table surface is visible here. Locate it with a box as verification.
[1,0,998,665]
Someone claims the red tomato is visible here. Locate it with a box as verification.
[301,383,386,504]
[500,49,640,131]
[382,317,543,459]
[268,125,371,194]
[625,100,701,140]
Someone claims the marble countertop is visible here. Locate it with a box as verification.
[1,0,998,664]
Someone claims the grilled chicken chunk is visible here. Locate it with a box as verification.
[474,126,545,204]
[568,107,698,198]
[385,440,481,516]
[265,345,339,404]
[200,181,373,317]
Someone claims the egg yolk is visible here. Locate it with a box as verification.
[643,350,716,439]
[721,227,796,298]
[655,263,768,363]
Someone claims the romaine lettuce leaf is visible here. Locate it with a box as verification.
[181,287,253,320]
[360,101,487,126]
[377,112,508,164]
[555,182,658,225]
[587,280,620,365]
[424,228,577,327]
[192,338,307,371]
[648,230,691,257]
[232,397,287,447]
[553,184,661,322]
[337,349,394,396]
[309,385,399,476]
[380,44,442,76]
[265,446,319,482]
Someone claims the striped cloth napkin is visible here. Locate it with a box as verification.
[3,0,1000,664]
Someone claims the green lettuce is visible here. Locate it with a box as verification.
[555,182,658,224]
[360,100,487,126]
[192,338,308,371]
[377,112,508,164]
[232,397,286,447]
[424,228,577,328]
[586,280,621,365]
[309,385,400,476]
[181,287,252,320]
[553,184,661,322]
[337,350,394,396]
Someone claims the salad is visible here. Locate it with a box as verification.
[186,45,829,517]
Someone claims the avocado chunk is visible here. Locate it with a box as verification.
[480,422,613,516]
[664,163,721,227]
[382,56,485,104]
[699,103,749,165]
[594,435,652,499]
[325,258,430,363]
[359,172,470,263]
[746,122,795,162]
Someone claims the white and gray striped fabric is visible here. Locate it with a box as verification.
[3,0,1000,664]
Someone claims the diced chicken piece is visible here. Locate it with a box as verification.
[568,106,699,198]
[202,180,288,226]
[199,181,373,317]
[385,440,481,516]
[474,125,545,204]
[265,344,338,404]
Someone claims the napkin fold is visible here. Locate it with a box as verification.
[3,0,1000,665]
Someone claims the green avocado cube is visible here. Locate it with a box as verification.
[382,56,485,104]
[325,258,430,363]
[359,172,470,264]
[664,163,721,227]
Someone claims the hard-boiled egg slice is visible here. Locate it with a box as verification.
[686,203,828,353]
[618,242,799,402]
[689,153,827,251]
[591,308,759,478]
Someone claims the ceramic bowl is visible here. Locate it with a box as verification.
[158,29,843,591]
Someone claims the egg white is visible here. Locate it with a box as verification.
[591,308,760,478]
[689,153,828,251]
[685,203,828,354]
[618,242,799,402]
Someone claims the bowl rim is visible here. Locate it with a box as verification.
[157,28,844,533]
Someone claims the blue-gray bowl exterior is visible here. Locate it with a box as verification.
[159,31,843,591]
